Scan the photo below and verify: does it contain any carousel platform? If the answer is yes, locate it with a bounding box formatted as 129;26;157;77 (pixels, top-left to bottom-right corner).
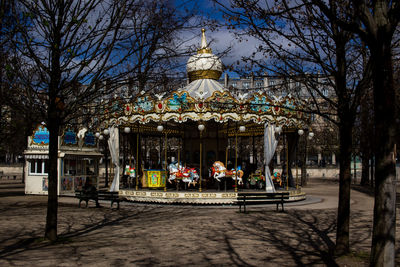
119;188;306;205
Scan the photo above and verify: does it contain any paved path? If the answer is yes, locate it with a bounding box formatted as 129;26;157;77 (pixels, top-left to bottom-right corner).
0;177;398;266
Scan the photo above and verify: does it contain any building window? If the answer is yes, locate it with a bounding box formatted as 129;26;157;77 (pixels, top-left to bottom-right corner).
269;80;276;86
231;82;237;88
243;82;250;89
29;159;48;175
256;82;263;88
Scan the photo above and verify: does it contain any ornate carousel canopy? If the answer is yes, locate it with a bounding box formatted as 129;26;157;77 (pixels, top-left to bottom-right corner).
102;29;308;129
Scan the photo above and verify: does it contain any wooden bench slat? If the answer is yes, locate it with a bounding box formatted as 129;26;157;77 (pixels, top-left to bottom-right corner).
75;190;120;209
236;192;289;213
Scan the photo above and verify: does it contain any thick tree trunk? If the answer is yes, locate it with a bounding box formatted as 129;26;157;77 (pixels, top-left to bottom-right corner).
45;8;62;241
370;39;397;267
334;30;354;255
45;112;59;242
335;119;353;255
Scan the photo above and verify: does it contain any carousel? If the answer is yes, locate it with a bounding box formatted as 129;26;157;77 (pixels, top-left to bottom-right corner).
96;29;309;204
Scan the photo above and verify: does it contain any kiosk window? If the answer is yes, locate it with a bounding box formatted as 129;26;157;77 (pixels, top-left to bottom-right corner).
29;159;48;175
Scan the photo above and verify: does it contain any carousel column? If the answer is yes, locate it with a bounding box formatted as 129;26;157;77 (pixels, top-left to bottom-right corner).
296;129;305;189
124;127;131;189
198;123;205;192
237;125;246;192
285;133;289;191
156;124;165;191
297;129;305;190
136;124;139;190
235;130;238;192
164;131;167;192
225;136;229;192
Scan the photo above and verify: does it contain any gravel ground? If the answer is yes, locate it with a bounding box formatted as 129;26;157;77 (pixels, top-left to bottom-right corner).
0;177;398;266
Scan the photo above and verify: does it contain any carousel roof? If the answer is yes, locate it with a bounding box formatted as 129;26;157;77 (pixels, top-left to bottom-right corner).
180;78;224;99
102;29;309;129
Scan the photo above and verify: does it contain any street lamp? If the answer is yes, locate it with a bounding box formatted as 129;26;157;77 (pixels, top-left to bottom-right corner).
300;129;314;186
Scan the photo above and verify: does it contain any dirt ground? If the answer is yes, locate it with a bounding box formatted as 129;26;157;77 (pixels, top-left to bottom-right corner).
0;177;399;267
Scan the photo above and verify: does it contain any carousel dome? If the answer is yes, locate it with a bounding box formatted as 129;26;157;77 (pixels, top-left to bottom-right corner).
187;29;223;82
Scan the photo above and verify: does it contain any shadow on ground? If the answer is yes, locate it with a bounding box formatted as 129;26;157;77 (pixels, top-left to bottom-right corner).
0;202;383;266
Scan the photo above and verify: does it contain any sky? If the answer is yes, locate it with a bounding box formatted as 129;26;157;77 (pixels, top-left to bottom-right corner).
175;0;265;77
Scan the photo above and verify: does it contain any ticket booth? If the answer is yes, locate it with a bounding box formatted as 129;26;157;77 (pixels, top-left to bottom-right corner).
24;125;102;195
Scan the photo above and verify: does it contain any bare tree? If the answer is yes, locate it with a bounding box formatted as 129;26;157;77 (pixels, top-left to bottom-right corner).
6;0;201;242
313;1;400;265
218;0;399;264
215;0;371;256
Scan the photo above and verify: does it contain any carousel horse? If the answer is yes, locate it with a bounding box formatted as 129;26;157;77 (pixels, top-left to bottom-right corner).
212;161;243;185
211;161;226;182
226;166;244;185
183;168;199;187
273;171;282;187
168;162;199;187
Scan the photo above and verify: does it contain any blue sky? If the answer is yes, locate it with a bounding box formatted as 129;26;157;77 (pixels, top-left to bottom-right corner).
174;0;264;77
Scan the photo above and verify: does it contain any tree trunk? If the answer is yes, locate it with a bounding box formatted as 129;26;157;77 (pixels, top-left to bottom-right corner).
334;28;354;255
335;119;353;255
45;113;59;242
370;38;397;267
45;7;63;241
287;132;299;187
301;135;307;186
360;152;369;186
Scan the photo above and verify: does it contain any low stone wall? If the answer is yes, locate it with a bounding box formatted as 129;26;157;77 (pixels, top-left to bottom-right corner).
273;167;339;178
0;164;23;175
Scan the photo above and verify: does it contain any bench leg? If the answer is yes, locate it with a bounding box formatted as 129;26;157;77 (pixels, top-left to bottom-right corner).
95;198;100;208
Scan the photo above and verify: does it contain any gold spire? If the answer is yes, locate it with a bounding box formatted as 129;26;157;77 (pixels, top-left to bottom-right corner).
197;28;212;54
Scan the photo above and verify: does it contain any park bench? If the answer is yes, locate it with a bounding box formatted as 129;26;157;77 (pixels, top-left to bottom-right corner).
236;192;290;213
75;189;120;209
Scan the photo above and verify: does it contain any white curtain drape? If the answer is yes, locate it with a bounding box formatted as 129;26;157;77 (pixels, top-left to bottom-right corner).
264;124;278;192
108;127;120;192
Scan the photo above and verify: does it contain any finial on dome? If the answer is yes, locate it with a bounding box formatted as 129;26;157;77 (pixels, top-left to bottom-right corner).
201;29;207;49
198;28;212;54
